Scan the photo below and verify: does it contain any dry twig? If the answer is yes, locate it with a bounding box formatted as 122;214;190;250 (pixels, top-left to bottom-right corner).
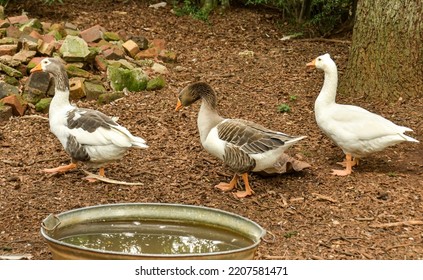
263;255;285;260
20;115;48;121
385;243;417;251
297;38;351;44
0;254;33;260
355;217;375;221
82;170;144;186
369;220;423;228
312;192;338;203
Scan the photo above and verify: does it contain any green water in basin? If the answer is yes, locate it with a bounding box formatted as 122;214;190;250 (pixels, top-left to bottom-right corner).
58;221;253;255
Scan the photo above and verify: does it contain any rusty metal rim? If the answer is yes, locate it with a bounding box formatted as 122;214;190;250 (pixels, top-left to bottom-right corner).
40;203;266;258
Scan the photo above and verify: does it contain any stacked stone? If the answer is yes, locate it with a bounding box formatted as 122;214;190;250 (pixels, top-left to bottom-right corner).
0;8;175;121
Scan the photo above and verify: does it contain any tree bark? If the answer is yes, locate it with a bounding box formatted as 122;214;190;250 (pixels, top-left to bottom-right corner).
299;0;312;23
201;0;217;16
339;0;423;100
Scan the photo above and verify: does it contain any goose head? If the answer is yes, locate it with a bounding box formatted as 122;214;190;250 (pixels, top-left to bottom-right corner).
30;58;69;91
31;58;66;75
306;53;336;72
175;82;217;111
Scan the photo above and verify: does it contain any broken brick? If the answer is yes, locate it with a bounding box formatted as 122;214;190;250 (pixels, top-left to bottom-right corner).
102;47;125;60
7;14;29;25
94;55;108;71
80;24;105;43
1;94;27;116
135;47;159;60
69;77;86;100
122;40;140;58
158;49;177;63
0;44;17;56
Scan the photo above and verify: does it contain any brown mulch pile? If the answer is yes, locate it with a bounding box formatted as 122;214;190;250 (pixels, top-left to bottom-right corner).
0;1;422;260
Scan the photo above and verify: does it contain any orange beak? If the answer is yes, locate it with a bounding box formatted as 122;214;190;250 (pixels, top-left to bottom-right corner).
306;59;316;67
30;63;43;73
175;99;183;111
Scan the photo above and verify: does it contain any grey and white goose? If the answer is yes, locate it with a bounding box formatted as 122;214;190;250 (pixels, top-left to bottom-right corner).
31;58;148;179
175;82;306;198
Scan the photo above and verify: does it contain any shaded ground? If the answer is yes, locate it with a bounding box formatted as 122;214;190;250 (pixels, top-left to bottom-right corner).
1;1;422;260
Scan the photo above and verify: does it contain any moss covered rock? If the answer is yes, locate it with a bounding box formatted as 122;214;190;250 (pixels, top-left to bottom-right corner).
59;35;90;62
103;32;121;41
35;97;52;113
97;91;125;104
107;66;148;92
65;64;92;79
146;75;165;91
84;81;106;100
0;62;23;78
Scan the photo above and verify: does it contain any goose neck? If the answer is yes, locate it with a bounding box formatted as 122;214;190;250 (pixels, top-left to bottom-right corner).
315;66;338;107
50;71;71;108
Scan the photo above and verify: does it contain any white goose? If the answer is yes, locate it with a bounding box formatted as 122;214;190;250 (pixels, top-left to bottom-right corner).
175;82;306;198
31;58;148;179
307;53;419;176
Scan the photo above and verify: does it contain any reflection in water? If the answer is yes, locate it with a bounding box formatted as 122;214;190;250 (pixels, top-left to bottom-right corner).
59;221;252;255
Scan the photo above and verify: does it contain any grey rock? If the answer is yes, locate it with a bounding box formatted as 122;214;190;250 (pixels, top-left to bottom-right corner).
0;81;19;99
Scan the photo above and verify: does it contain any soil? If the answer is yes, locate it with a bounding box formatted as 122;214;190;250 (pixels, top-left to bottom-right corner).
1;1;422;260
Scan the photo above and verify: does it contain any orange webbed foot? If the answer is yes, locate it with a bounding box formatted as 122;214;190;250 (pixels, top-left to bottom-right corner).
42;163;78;174
233;189;254;198
232;173;255;198
331;168;353;176
331;154;354;176
215;182;236;191
215;174;239;192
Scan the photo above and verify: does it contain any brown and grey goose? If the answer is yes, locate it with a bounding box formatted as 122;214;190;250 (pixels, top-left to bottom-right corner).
31;58;148;179
175;82;306;198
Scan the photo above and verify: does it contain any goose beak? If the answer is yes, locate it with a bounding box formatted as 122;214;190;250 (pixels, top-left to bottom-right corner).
30;63;43;73
175;99;183;111
306;59;316;67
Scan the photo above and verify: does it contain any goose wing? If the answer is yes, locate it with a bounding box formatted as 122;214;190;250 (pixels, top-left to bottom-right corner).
65;108;145;148
217;119;294;154
327;104;414;141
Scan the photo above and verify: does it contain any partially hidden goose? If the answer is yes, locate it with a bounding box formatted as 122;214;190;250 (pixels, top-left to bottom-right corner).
307;53;419;176
31;58;148;180
175;82;306;198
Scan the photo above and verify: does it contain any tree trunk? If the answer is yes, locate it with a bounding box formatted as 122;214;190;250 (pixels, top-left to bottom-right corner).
299;0;312;23
201;0;217;16
339;0;423;101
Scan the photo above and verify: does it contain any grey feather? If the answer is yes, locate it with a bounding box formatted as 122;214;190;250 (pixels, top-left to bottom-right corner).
217;119;295;155
223;144;256;174
65;135;90;162
67;109;117;133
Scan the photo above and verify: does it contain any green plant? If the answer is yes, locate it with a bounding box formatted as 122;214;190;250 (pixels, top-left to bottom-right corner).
244;0;355;36
277;103;291;113
277;94;298;113
0;0;62;7
289;94;297;101
387;172;397;177
173;0;210;22
284;231;298;238
307;0;353;35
